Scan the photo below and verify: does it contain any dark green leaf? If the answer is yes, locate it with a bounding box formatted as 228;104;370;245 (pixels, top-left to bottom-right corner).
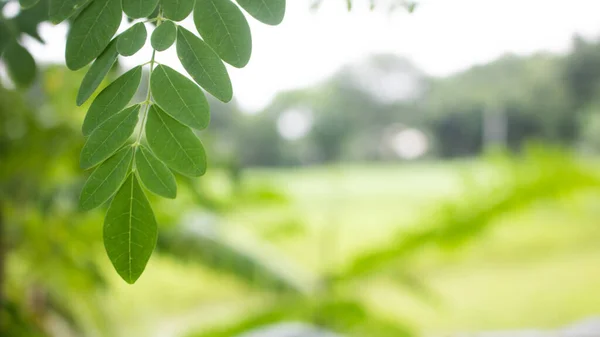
194;0;252;68
236;0;285;25
151;20;176;51
80;105;140;170
66;0;122;70
146;105;207;177
123;0;160;18
176;27;232;102
104;174;157;284
135;145;177;198
117;23;147;56
20;0;40;9
77;39;119;106
82;66;142;136
0;22;12;56
3;42;36;88
49;0;92;24
161;0;195;21
79;146;134;210
151;65;209;130
14;0;48;43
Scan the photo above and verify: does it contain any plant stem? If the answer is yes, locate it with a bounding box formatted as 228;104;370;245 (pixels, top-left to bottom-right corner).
133;13;163;148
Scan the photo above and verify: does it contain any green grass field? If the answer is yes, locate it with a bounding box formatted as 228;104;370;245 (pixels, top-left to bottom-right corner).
102;161;600;337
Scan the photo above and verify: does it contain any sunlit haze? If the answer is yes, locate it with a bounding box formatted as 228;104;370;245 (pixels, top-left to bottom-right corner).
21;0;600;112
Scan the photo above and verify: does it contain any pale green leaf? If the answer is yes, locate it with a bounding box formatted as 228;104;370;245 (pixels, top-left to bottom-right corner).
236;0;286;25
65;0;122;70
117;22;147;57
82;66;142;136
79;146;134;211
151;65;209;130
80;105;140;170
151;20;176;51
49;0;92;24
20;0;40;9
3;42;36;88
123;0;160;18
161;0;195;21
104;174;157;284
135;145;177;198
194;0;252;68
176;27;232;102
77;39;119;106
146;105;207;177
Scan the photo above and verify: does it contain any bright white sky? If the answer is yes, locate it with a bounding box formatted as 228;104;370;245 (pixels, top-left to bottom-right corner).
18;0;600;112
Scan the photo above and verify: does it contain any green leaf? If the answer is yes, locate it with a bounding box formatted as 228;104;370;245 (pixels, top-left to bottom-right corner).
176;27;232;102
146;105;207;177
20;0;40;9
79;146;134;211
14;1;48;43
236;0;286;25
194;0;252;68
49;0;92;24
135;145;177;198
104;174;157;284
123;0;160;18
80;105;140;170
151;65;210;130
3;42;36;88
66;0;122;70
77;39;119;106
0;22;12;56
117;22;148;57
151;20;176;51
161;0;195;21
82;66;142;136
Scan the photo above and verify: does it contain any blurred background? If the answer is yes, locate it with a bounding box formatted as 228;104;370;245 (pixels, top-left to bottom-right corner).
2;0;600;336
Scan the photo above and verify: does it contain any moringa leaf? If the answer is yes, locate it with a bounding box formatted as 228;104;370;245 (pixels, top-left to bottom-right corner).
79;146;134;211
77;39;119;106
82;66;142;136
161;0;195;21
49;0;92;24
80;105;140;170
104;174;158;284
135;145;177;198
151;64;210;130
117;22;147;56
3;42;36;88
65;0;122;70
176;27;232;102
236;0;286;25
20;0;40;9
146;105;207;177
151;20;176;51
194;0;252;68
123;0;160;18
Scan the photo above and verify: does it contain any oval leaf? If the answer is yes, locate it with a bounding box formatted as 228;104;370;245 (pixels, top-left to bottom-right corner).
135;146;177;198
123;0;159;18
146;105;207;177
79;146;134;211
3;42;36;88
151;65;209;130
117;22;147;57
236;0;285;25
65;0;122;70
83;66;142;136
49;0;92;24
77;39;119;106
194;0;252;68
176;27;232;102
161;0;195;21
104;174;157;284
80;105;140;170
151;20;176;51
